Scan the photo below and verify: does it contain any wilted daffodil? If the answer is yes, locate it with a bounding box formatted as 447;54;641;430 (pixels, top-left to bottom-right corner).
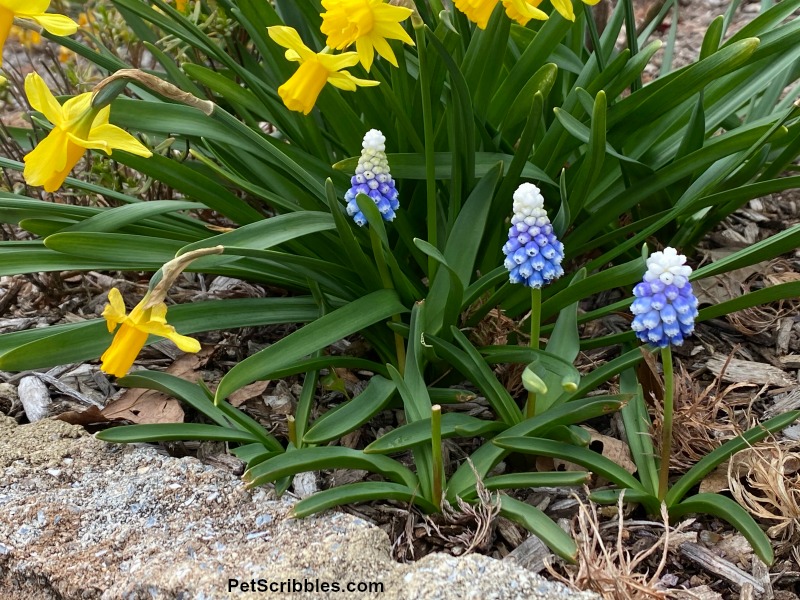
99;247;223;378
0;1;78;64
453;0;547;29
320;0;414;71
551;0;601;22
268;26;379;115
23;72;152;192
100;289;201;378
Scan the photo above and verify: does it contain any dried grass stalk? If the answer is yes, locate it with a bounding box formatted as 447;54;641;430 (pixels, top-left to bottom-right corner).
548;492;673;599
728;439;800;557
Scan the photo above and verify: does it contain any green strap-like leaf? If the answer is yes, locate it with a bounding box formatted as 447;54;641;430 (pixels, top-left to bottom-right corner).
446;395;625;501
215;290;407;402
364;413;505;454
244;446;418;490
670;494;774;565
290;482;438;518
498;494;578;562
303;376;396;445
96;423;259;444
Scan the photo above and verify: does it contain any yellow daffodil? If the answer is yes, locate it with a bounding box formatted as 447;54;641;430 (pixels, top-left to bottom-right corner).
320;0;414;71
100;288;200;378
454;0;547;29
0;0;77;64
551;0;600;22
452;0;497;29
23;72;152;192
502;0;548;25
268;26;379;115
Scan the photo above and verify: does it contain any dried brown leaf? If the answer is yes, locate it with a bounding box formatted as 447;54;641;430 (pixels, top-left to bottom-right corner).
228;380;269;407
101;347;213;424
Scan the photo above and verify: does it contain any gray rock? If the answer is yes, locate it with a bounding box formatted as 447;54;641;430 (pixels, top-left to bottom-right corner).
0;417;597;600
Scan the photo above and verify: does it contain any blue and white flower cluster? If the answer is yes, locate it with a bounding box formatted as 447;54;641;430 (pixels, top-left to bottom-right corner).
345;129;399;227
631;247;699;347
502;183;564;288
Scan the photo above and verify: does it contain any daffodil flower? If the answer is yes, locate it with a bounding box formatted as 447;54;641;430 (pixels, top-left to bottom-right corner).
100;288;201;378
453;0;548;29
502;0;548;26
551;0;601;22
268;26;379;115
321;0;414;71
0;1;77;64
23;72;152;192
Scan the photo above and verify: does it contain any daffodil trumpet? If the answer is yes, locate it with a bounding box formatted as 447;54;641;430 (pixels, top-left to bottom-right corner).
100;247;224;378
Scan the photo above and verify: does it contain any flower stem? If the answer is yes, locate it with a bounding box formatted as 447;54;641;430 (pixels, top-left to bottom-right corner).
431;404;443;507
658;346;674;501
287;415;297;447
583;4;606;72
415;24;437;282
369;226;406;374
530;286;541;351
525;391;537;419
622;0;641;91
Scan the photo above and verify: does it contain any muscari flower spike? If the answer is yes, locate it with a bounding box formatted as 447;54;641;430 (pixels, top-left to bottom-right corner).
630;247;699;348
502;182;564;288
345;129;399;226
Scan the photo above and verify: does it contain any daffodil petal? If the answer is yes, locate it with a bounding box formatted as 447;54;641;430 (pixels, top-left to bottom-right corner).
102;287;128;332
5;0;50;12
326;71;379;91
24;72;63;126
285;49;302;62
139;320;201;353
84;124;151;157
370;34;397;67
267;26;316;61
550;0;576;21
91;105;111;128
356;36;375;71
373;21;414;46
60;92;92;124
165;330;202;353
25;13;79;36
317;50;360;71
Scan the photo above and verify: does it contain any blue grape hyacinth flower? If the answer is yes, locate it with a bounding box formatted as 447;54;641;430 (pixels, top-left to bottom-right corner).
502;183;564;288
345;129;399;226
631;247;699;347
